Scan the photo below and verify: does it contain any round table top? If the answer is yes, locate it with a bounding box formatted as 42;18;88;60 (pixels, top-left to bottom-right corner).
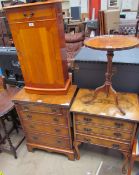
84;35;139;51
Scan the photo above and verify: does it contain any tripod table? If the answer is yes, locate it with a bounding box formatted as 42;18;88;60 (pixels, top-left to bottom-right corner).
84;35;139;114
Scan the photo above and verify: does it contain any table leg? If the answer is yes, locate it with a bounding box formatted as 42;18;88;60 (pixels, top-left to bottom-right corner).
93;50;125;115
1;117;17;159
122;152;130;174
74;141;81;160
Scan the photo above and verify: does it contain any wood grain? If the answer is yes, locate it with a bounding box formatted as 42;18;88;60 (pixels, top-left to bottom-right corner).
14;85;77;160
84;35;139;51
71;89;139;122
4;1;70;95
13;85;77;108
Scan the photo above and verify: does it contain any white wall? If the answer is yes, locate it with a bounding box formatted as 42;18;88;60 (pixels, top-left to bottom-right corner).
70;0;80;7
101;0;139;11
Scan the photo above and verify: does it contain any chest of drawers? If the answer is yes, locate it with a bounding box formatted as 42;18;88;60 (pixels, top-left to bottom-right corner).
13;85;77;160
70;89;139;173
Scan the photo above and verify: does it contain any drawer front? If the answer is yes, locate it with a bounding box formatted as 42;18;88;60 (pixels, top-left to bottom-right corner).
20;104;63;115
27;133;71;149
23;121;69;137
75;114;134;132
20;111;67;126
76;134;130;152
76;124;132;141
7;6;55;22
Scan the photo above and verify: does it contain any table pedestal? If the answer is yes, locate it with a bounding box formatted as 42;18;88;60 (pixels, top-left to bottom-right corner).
93;50;125;115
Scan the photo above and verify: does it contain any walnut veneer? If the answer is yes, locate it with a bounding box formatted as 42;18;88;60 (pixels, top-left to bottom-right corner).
4;0;70;95
70;89;139;173
13;85;77;160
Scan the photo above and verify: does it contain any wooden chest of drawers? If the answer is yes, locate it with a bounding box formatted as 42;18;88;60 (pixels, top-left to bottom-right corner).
70;89;139;172
13;85;77;160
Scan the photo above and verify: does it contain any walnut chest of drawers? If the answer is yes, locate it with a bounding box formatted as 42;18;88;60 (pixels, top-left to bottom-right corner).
13;85;77;160
70;89;139;172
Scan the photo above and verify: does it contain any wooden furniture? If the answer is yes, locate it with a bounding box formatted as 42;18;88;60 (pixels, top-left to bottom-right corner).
128;128;139;175
70;89;139;173
67;21;84;33
13;85;77;160
84;35;139;115
0;85;24;158
4;1;70;95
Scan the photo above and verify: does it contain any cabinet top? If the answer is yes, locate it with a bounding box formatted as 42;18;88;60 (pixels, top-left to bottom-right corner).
3;0;62;10
13;85;77;108
70;89;139;123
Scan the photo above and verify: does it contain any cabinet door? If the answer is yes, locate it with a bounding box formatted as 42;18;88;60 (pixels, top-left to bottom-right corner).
9;19;66;88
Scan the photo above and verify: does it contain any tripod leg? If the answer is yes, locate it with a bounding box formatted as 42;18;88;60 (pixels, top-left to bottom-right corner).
109;86;125;115
93;84;106;100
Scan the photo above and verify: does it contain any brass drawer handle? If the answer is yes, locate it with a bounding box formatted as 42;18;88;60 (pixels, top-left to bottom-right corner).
114;133;122;138
114;122;124;128
27;115;32;119
112;144;120;149
55;129;60;133
23;12;34;19
53;117;59;122
84;128;92;132
56;140;61;144
32;136;38;140
84;138;91;143
51;108;57;113
23;106;29;110
30;125;34;128
84;117;92;122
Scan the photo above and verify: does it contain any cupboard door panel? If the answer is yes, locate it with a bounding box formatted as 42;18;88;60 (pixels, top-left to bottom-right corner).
9;20;66;88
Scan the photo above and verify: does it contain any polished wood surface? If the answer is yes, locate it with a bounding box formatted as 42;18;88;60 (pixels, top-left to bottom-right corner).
76;124;133;142
76;134;130;152
20;111;67;126
13;85;77;107
75;114;134;131
14;85;77;160
71;89;139;122
84;35;139;51
4;1;70;95
84;35;139;115
71;88;138;173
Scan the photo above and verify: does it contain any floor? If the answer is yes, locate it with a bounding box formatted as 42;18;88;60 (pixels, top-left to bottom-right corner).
0;133;139;175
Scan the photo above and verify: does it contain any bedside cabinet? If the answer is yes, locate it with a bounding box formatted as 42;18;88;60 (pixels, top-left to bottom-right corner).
4;1;70;95
13;85;77;160
70;89;139;173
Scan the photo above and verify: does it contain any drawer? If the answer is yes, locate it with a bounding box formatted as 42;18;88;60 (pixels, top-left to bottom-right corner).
76;134;130;152
7;6;55;22
75;114;134;132
23;121;69;137
27;133;71;149
20;104;63;115
76;124;132;142
20;111;67;126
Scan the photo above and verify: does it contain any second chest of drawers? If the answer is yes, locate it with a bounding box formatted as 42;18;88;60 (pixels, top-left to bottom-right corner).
70;89;139;173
